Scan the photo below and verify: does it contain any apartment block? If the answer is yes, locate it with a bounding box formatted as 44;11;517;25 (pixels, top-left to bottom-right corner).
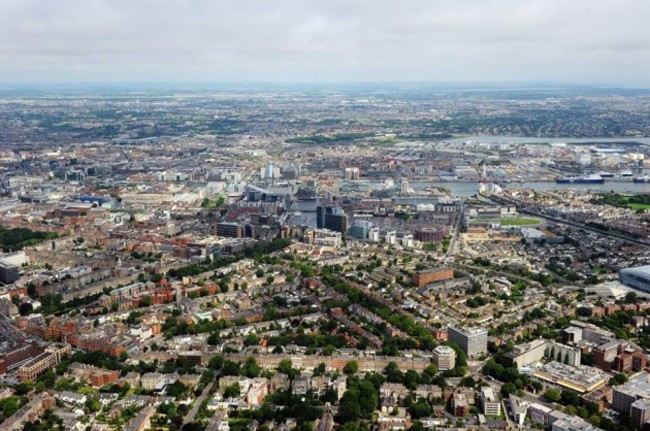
447;325;488;357
412;267;454;288
432;345;456;371
481;387;501;417
18;344;71;382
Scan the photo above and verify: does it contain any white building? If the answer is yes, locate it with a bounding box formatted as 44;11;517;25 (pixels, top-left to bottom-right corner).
344;167;360;180
505;339;581;368
0;251;28;267
401;234;414;248
432;345;456;371
550;410;604;431
481;387;501;417
447;325;488;357
369;227;380;242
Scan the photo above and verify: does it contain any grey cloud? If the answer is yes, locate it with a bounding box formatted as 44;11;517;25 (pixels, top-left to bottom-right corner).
0;0;648;85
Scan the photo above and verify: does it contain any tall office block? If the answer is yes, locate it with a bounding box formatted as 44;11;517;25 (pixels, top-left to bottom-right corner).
448;325;488;357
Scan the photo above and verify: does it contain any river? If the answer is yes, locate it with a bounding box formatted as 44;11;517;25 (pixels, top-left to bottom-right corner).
414;135;650;196
446;135;650;145
412;181;650;197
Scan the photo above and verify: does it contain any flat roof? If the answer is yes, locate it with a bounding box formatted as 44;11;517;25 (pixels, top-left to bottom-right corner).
448;325;488;336
616;371;650;397
533;361;607;393
621;265;650;276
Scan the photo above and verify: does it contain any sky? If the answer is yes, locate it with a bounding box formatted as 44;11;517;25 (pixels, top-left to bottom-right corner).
1;0;649;86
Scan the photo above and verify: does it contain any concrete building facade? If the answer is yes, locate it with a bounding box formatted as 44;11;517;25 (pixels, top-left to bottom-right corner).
447;325;488;357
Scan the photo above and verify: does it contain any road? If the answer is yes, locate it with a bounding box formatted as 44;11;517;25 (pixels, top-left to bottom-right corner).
183;381;214;425
485;193;650;248
444;210;463;263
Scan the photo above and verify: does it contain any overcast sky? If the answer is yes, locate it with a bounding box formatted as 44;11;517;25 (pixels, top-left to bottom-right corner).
1;0;649;86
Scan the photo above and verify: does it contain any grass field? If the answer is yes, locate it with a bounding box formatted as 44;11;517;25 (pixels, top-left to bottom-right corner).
591;193;650;211
497;217;541;226
627;203;650;210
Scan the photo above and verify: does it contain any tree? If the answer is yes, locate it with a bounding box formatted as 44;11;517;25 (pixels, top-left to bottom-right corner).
404;370;420;390
207;332;221;346
313;363;327;377
166;381;188;398
0;396;19;417
421;364;438;382
223;383;241;398
208;355;224;371
544;388;561;402
27;283;36;298
15;382;33;396
140;295;152;307
343;361;359;375
85;397;101;413
36;369;56;388
500;382;517;398
244;333;260;346
409;401;432;419
431;374;447;389
163;360;177;374
358;380;379;418
576;307;593;317
448;343;467;367
561;389;580;406
201;370;215;385
157;402;177;416
460;376;475;387
589;414;602;428
221;360;241;376
241;357;261;378
337;391;361;423
625;291;638;304
19;302;33;316
385;362;403;383
277;359;299;380
410;420;425;431
611;373;628;386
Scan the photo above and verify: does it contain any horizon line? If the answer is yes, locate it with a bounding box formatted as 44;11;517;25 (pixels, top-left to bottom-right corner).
1;80;650;90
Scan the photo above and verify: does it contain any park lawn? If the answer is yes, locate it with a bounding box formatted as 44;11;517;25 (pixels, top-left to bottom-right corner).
498;217;541;226
628;203;650;210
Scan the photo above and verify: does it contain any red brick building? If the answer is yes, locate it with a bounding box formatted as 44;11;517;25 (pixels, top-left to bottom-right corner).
412;267;454;288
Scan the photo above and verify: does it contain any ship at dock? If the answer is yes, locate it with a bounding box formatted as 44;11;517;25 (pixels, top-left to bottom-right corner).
633;176;650;183
555;174;605;184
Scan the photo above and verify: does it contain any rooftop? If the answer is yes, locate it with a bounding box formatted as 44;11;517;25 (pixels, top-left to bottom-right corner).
434;345;455;355
448;325;488;336
615;371;650;398
533;361;607;393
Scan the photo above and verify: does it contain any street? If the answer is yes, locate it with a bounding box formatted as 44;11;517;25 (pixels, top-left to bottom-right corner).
183;381;214;425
